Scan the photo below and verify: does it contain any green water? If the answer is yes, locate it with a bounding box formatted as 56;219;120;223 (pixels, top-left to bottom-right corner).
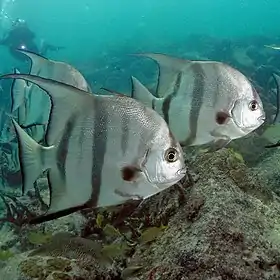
0;0;280;67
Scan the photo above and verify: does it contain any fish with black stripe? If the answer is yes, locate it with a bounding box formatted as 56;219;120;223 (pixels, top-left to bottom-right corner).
129;53;266;151
1;73;186;224
10;50;92;143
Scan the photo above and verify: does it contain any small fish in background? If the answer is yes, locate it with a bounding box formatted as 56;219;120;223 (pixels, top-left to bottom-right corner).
264;45;280;50
10;49;92;143
128;53;265;151
1;73;186;224
260;73;280;148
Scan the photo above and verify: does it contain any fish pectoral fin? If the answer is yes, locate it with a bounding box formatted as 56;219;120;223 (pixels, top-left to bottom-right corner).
134;53;189;98
12;119;55;194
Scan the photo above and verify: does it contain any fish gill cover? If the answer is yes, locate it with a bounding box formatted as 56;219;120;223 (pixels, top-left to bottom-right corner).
0;0;280;279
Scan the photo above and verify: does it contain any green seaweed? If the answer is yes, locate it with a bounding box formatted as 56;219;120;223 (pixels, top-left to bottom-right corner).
101;242;129;258
0;249;14;261
96;213;104;228
103;224;122;237
28;231;53;245
139;225;167;244
227;148;245;163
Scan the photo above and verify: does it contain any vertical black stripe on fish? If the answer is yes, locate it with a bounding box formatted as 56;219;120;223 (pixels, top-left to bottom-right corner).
181;63;205;146
161;72;182;124
87;99;108;208
77;114;89;167
56;113;77;182
152;99;156;110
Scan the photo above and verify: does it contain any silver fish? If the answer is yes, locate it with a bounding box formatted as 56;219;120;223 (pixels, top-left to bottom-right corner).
2;73;186;224
10;50;92;142
10;68;46;144
130;53;265;150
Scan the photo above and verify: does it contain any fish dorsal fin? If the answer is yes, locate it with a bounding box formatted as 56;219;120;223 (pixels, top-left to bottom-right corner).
1;74;93;146
17;49;50;76
100;87;126;96
11;68;31;113
18;49;91;92
131;76;158;109
135;53;190;98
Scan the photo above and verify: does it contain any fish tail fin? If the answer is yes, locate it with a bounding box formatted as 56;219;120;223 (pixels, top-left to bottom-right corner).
131;76;161;109
12;119;55;195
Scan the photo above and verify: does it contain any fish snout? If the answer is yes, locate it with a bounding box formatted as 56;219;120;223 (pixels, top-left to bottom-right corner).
176;167;187;176
258;115;266;122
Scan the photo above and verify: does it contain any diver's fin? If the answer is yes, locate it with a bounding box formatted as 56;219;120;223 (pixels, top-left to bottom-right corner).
11;119;54;195
1;74;92;146
133;53;190;98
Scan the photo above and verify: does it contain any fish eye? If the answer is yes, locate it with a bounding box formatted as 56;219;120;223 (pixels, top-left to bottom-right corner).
164;148;178;163
249;100;258;111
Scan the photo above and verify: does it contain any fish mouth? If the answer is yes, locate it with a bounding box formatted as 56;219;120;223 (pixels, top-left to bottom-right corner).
142;167;187;188
177;167;187;176
258;115;266;123
231;111;266;132
157;167;187;188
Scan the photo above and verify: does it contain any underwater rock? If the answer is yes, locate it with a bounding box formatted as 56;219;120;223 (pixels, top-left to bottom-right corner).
228;133;273;167
122;148;280;279
252;147;280;197
19;255;114;280
2;144;280;279
1;239;118;280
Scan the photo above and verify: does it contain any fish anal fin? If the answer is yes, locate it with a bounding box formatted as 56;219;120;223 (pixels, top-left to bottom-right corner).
12;119;53;194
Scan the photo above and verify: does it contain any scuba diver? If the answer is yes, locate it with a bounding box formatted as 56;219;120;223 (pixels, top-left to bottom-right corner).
0;18;63;61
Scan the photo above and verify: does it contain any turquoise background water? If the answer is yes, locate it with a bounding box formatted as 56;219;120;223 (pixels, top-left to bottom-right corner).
0;0;279;69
